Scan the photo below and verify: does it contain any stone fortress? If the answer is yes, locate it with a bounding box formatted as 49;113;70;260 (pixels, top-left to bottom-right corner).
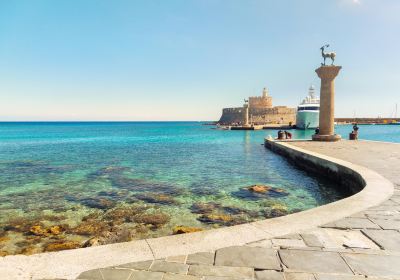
218;87;296;125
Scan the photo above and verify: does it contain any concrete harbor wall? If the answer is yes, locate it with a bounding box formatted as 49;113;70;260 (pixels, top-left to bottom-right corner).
264;139;364;194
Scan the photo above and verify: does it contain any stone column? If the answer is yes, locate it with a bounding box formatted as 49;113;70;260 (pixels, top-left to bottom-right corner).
312;65;342;142
243;104;249;126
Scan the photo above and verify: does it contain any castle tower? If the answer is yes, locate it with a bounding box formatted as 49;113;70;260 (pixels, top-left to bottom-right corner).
249;87;273;109
262;87;269;98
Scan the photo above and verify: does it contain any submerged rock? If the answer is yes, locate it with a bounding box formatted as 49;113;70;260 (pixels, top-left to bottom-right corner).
197;214;233;225
18;246;41;255
100;227;133;244
0;251;9;257
44;240;81;252
83;227;133;247
172;226;203;235
221;206;260;218
190;202;220;214
232;185;289;200
132;212;170;229
263;203;289;218
134;224;150;235
103;205;148;224
29;225;50;237
25;235;42;244
247;185;288;195
248;185;271;193
4;217;43;233
82;237;101;247
49;225;64;235
29;225;66;237
80;197;116;210
135;193;179;205
0;234;9;242
70;220;110;236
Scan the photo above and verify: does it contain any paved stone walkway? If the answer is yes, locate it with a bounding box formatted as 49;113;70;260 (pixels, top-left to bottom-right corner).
71;140;400;280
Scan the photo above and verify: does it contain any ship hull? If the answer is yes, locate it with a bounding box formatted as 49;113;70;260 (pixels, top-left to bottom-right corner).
296;111;319;129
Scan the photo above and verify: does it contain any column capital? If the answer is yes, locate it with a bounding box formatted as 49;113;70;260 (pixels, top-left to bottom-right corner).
315;65;342;80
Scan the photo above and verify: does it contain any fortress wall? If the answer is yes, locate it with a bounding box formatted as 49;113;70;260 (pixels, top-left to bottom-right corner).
219;106;296;125
218;107;244;124
249;107;296;124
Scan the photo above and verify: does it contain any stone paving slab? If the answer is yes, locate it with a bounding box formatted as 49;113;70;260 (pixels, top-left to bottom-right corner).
361;229;400;250
215;246;280;270
186;252;215;265
369;218;400;230
255;270;284;280
149;260;189;274
247;239;273;248
285;272;316;280
203;277;250;280
271;238;307;248
342;253;400;278
304;228;379;250
300;234;324;248
163;273;201;280
100;268;133;280
130;270;164;280
188;264;254;278
116;260;153;270
315;274;364;280
165;255;187;264
322;217;380;229
279;249;353;274
76;269;102;279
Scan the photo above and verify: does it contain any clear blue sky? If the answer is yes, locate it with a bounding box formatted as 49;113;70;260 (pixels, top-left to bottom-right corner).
0;0;399;121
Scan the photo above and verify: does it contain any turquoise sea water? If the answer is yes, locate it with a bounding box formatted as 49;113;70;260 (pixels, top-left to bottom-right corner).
1;122;396;255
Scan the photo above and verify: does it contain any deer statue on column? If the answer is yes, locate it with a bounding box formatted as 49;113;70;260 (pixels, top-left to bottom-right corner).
320;44;336;66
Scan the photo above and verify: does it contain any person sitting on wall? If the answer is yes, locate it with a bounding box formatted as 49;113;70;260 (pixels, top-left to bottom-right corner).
349;123;359;140
353;123;359;134
277;130;285;140
287;132;292;139
315;128;320;135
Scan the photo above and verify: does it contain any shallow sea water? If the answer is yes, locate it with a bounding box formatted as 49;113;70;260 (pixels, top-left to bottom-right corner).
2;122;391;255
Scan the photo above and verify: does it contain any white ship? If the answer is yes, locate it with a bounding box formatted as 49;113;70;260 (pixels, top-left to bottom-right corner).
296;85;320;129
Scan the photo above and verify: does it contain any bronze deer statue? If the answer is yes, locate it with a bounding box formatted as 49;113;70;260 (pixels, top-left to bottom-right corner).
320;44;336;65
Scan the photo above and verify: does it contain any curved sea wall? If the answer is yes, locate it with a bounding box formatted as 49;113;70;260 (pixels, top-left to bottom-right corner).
264;139;364;194
0;140;393;280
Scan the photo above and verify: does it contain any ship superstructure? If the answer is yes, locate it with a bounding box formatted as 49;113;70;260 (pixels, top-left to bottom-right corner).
296;85;320;129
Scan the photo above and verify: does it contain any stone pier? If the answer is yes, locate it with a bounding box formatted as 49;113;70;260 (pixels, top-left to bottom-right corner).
312;65;342;142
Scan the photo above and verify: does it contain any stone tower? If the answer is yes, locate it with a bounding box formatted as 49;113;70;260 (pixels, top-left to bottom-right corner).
249;87;273;109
